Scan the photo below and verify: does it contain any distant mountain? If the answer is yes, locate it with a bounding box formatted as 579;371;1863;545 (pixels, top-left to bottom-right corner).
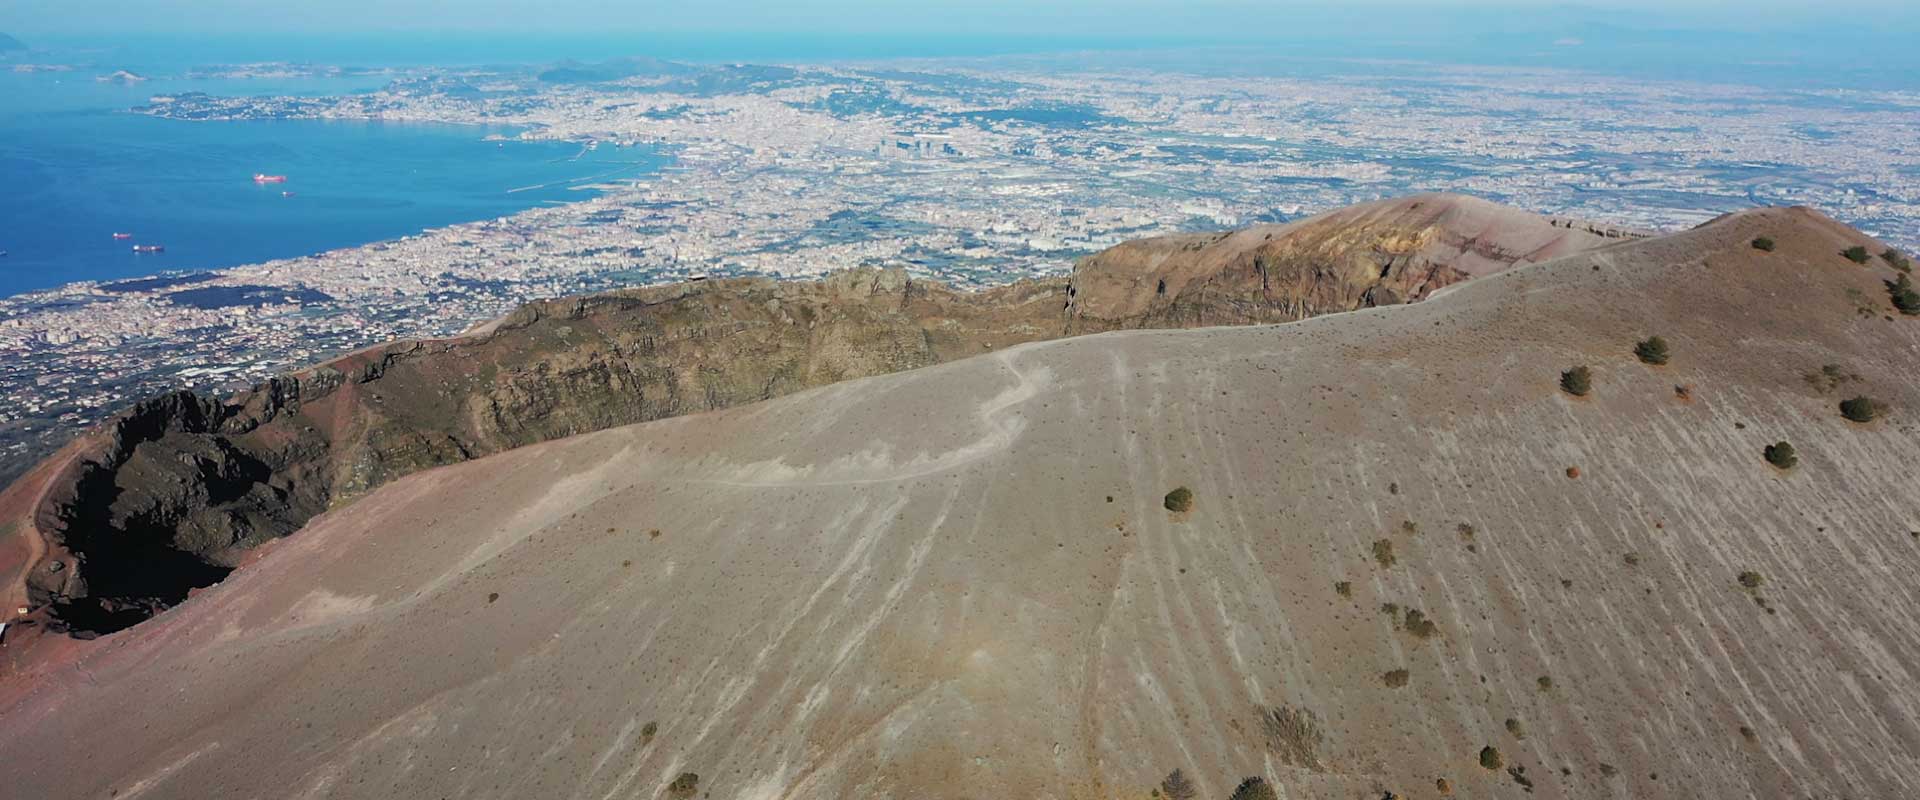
0;32;26;52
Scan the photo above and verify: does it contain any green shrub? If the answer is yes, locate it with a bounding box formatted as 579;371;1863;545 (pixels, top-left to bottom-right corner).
1738;570;1764;589
1560;365;1593;397
1480;746;1505;770
1160;769;1197;800
1634;336;1671;365
1886;248;1912;272
1843;246;1871;264
666;772;700;799
1506;717;1527;739
1840;396;1883;423
1764;441;1797;470
1751;237;1775;252
1163;486;1194;513
1372;539;1397;568
1383;668;1411;688
1890;274;1920;315
1403;608;1438;638
1229;777;1279;800
1334;581;1352;598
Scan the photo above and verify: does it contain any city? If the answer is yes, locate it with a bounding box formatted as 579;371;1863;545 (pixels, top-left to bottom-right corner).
1;54;1915;480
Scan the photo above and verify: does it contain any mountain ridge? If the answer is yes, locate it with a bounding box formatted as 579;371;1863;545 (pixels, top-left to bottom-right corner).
0;201;1913;798
0;194;1616;639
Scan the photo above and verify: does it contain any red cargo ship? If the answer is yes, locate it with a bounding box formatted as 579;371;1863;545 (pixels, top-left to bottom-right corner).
253;173;288;183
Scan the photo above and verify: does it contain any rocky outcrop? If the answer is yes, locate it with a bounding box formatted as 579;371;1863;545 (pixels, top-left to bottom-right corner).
0;194;1621;637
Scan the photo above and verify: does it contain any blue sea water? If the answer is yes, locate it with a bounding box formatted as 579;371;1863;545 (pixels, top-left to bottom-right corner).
0;69;666;298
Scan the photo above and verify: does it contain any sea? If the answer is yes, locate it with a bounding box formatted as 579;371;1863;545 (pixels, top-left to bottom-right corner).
0;57;667;298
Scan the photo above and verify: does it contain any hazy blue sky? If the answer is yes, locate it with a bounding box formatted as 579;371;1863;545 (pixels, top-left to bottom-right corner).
4;0;1915;36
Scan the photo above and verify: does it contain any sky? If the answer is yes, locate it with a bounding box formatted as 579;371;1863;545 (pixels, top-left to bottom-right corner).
3;0;1915;37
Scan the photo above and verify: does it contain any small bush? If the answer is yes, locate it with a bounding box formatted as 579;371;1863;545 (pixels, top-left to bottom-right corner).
1229;777;1279;800
1886;248;1912;272
666;773;700;800
1506;717;1527;739
1401;519;1419;535
1164;486;1194;513
1537;676;1554;691
1843;245;1871;264
1160;769;1197;800
1260;705;1325;769
1764;441;1797;470
1890;274;1920;315
641;721;658;742
1751;237;1775;252
1372;539;1397;568
1383;668;1411;688
1839;396;1883;423
1403;608;1438;638
1560;366;1592;397
1479;746;1505;770
1334;581;1352;598
1805;363;1859;393
1634;336;1671;365
1738;571;1764;589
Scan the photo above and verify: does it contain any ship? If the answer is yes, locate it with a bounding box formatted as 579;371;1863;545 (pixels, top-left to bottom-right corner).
112;232;133;240
132;244;165;253
253;173;288;183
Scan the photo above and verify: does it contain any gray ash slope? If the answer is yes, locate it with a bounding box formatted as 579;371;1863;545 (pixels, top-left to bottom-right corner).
1;204;1917;799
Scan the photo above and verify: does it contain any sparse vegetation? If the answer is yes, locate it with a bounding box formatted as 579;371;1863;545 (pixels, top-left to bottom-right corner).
1159;769;1197;800
641;721;658;743
1560;365;1593;397
1506;717;1527;739
1479;746;1505;770
1537;676;1554;691
666;772;700;799
1839;396;1883;423
1890;274;1920;315
1229;777;1279;800
1634;336;1670;365
1403;608;1438;639
1334;581;1353;598
1383;669;1411;688
1804;363;1859;394
1739;571;1764;589
1751;236;1775;252
1764;441;1797;470
1260;705;1325;770
1843;245;1871;264
1372;539;1397;568
1886;248;1913;272
1436;778;1453;795
1164;486;1194;513
1401;519;1419;535
487;592;499;604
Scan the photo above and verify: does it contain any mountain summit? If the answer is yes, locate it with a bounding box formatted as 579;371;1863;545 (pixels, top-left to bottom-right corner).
0;198;1914;799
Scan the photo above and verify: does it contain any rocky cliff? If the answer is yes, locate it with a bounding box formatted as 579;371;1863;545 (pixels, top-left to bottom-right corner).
0;194;1620;638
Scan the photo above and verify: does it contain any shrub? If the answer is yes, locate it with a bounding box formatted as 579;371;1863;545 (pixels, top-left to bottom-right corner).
1560;366;1592;397
1372;539;1397;568
1229;777;1278;800
1260;705;1325;769
1160;769;1198;800
1634;336;1670;365
641;721;658;742
1886;248;1912;272
1804;363;1859;393
1890;274;1920;315
1383;668;1411;688
1751;237;1775;252
1403;608;1438;638
1506;718;1527;739
1163;486;1194;513
1764;441;1797;469
1738;570;1764;589
666;773;700;799
1479;746;1504;770
1537;675;1554;691
1843;245;1871;264
1839;396;1882;423
1334;581;1352;598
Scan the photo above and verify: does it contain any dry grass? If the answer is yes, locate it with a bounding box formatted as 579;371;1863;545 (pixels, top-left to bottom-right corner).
1372;539;1397;568
1259;704;1325;770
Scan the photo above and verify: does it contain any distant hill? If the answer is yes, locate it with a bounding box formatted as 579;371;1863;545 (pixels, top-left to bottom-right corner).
0;33;26;52
0;198;1915;798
